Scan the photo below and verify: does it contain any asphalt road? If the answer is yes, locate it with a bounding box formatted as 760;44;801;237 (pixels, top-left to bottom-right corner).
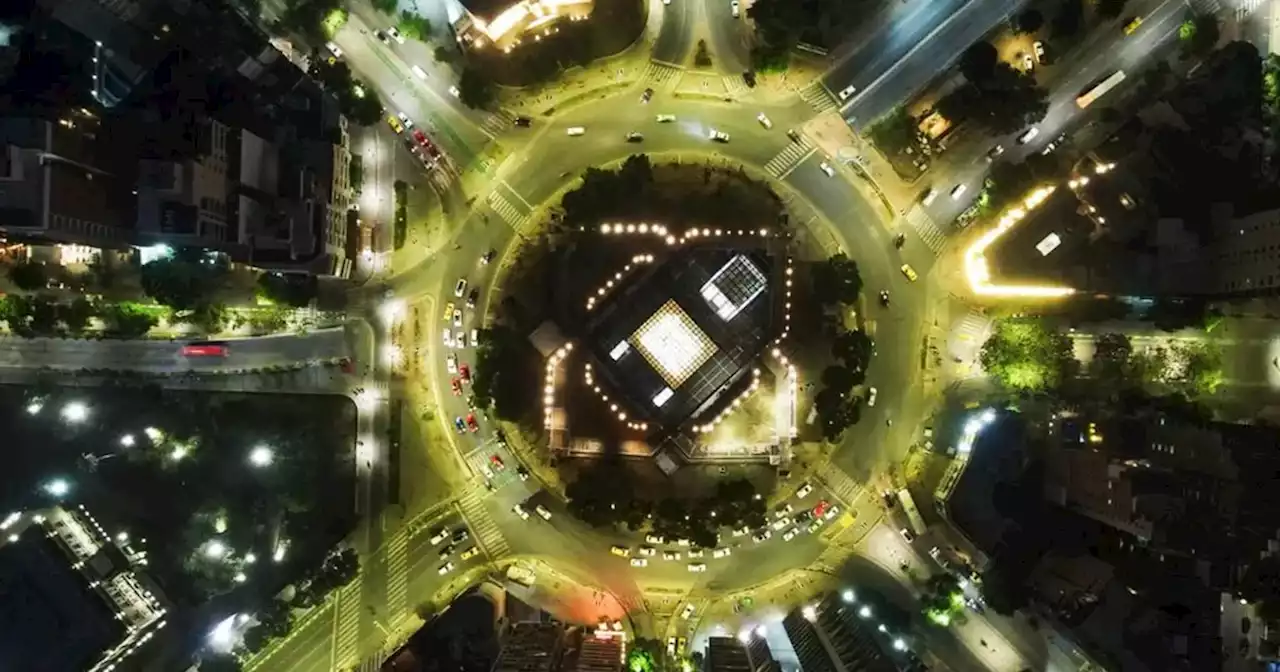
0;329;348;373
704;0;750;73
653;0;695;64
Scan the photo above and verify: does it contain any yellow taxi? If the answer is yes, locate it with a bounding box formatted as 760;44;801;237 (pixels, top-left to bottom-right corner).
460;546;480;560
610;545;630;557
1122;16;1142;35
900;264;918;282
387;114;404;134
443;302;455;321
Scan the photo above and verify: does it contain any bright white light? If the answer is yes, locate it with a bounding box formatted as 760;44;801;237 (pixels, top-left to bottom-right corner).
144;427;163;442
61;402;89;424
233;571;247;583
248;446;274;467
632;301;717;387
858;605;872;618
7;533;16;543
137;243;174;265
378;299;405;324
754;625;766;638
801;605;817;622
25;402;42;415
273;541;287;563
205;539;228;559
736;629;751;644
44;478;70;497
207;615;239;653
841;589;855;603
244;553;257;564
893;638;906;651
119;434;136;447
116;532;128;542
1;512;20;529
355;389;378;410
171;445;188;461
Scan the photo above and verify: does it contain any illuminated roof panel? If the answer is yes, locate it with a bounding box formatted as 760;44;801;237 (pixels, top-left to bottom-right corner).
630;300;717;388
700;254;766;321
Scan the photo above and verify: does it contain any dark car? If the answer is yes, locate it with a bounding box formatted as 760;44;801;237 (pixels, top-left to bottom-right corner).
453;416;466;433
467;288;478;308
514;116;532;127
453;527;470;543
375;30;389;44
742;70;756;88
641;87;654;103
786;129;801;143
626;132;644;143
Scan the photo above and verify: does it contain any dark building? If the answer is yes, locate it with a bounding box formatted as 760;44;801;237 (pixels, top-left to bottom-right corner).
780;593;924;672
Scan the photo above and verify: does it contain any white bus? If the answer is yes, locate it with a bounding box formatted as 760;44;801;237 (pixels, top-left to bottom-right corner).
898;488;927;537
1076;71;1126;109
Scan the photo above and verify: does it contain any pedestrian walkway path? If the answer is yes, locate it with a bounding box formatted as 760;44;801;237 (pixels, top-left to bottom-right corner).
485;190;533;236
722;75;748;96
332;579;364;670
457;489;511;559
384;531;409;621
644;61;684;86
479;110;514;137
904;205;947;254
800;81;837;114
763;138;817;179
815;466;862;508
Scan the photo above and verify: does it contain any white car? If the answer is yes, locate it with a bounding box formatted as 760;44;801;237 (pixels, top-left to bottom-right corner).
675;538;691;547
639;546;656;557
688;563;707;572
667;637;677;654
819;162;835;177
730;0;739;17
900;528;916;542
512;504;530;520
397;112;414;129
325;41;343;59
567;127;586;136
454;278;467;297
662;550;682;561
731;526;750;537
630;558;649;568
796;482;814;499
752;530;772;543
645;534;665;544
709;129;730;143
756;112;772;129
867;387;878;407
685;549;703;559
838;85;857;100
442;328;453;347
950;184;968;200
438;561;455;575
449;85;460;98
824;505;840;520
782;528;798;541
712;548;731;559
456;331;467;349
452;310;463;327
471;328;479;345
771;518;791;531
429;528;449;545
921;187;939;206
1020;52;1034;72
446;354;458;374
412;65;428;80
535;505;552;521
656;114;676;123
1017;127;1040;144
807;519;826;533
480;464;494;479
387;26;405;43
1033;40;1045;63
681;603;697;619
774;504;793;519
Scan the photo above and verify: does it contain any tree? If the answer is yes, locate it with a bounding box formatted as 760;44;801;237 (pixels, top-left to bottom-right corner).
867;107;918;156
473;325;537;420
457;67;496;109
433;45;456;64
1013;9;1044;34
810;254;862;306
981;561;1031;615
257;273;317;308
100;303;158;338
820;365;860;394
1097;0;1128;19
140;251;228;311
397;10;431;41
346;88;384;126
618;154;655;189
831;329;874;372
922;573;964;623
1177;342;1223;397
1051;0;1084;39
62;297;95;335
814;386;860;441
8;260;50;291
750;42;789;73
276;0;343;45
1179;11;1220;58
694;40;712;68
938;66;1049;135
627;646;657;672
979;318;1076;392
959;42;999;84
1090;332;1132;384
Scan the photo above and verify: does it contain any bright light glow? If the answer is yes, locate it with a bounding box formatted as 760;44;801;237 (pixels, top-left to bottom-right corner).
754;625;767;638
171;445;188;461
963;185;1076;299
700;254;766;321
652;387;674;408
858;605;872;618
207;615;239;652
119;434;136;447
355;389;378;410
7;533;17;543
144;427;163;442
205;539;228;559
841;589;855;603
137;243;174;265
631;301;717;387
801;605;817;622
610;341;631;361
736;629;751;644
1;512;20;529
44;478;70;497
61;401;89;423
1035;233;1062;256
379;299;405;324
25;402;42;415
248;445;274;467
893;638;906;651
273;541;287;563
233;571;247;583
245;553;257;564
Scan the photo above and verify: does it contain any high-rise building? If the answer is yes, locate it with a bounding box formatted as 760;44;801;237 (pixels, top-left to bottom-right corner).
780;593;924;672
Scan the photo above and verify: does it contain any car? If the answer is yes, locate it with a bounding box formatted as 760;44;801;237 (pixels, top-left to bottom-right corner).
464;288;478;308
454;278;467;298
808;519;825;533
443;302;455;321
866;386;879;406
712;547;731;559
397;112;414;129
879;290;890;306
771;517;791;531
465;414;479;432
512;503;531;519
782;528;798;541
756;112;772;129
375;30;389;44
786;129;801;143
1032;40;1045;62
900;528;915;542
1042;133;1066;154
1017;127;1040;144
638;546;656;557
453;310;463;327
641;87;654;103
838;85;857;100
630;558;649;568
883;490;898;508
688;562;708;572
514;116;532;127
610;545;630;557
460;546;480;560
480;463;493;479
455;330;466;348
438;561;455;575
326;41;343;58
709;129;730;143
625;132;644;143
412;65;428;80
675;538;691;547
453;528;469;543
731;525;751;537
449;86;460;98
387;114;404;134
730;0;739;17
567;127;586;136
443;328;454;347
656;114;676;123
411;129;429;148
387;26;405;43
824;505;840;520
949;184;967;200
681;603;697;619
819;162;835;177
451;378;463;396
481;250;496;264
774;504;793;519
1123;16;1142;35
453;416;466;433
446;355;458;374
752;530;772;543
439;544;455;559
667;637;677;655
686;548;704;558
985;145;1005;162
517;466;530;481
490;455;505;470
429;527;449;545
645;534;665;544
794;510;813;523
921;187;939;206
459;363;472;382
663;550;682;561
901;264;918;281
796;482;814;498
1020;53;1034;72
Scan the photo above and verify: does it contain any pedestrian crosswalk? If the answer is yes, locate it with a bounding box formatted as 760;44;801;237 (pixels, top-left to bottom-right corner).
952;311;992;346
763;138;817;179
644;61;683;86
332;580;364;670
486;191;533;235
479;110;514;138
904;205;947;254
722;75;747;96
800;81;837;114
384;531;409;620
458;489;511;559
816;466;862;508
1235;0;1260;19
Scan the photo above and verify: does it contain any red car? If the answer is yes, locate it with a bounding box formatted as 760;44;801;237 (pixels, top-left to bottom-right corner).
450;378;462;396
459;363;471;383
813;500;830;518
412;129;429;147
489;454;505;470
465;414;480;433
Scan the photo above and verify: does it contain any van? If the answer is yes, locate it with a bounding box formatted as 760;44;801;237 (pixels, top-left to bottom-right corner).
921;187;938;206
1017;127;1040;144
567;127;586;136
411;65;428;81
950;184;967;200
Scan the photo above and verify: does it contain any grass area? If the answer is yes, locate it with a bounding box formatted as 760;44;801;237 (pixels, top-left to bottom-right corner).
468;0;643;86
394;180;408;250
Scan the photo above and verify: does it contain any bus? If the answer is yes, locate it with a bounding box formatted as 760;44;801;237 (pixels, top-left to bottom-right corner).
898;488;928;537
1076;71;1126;109
181;341;229;357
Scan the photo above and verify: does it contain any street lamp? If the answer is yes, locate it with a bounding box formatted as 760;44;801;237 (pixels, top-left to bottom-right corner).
25;401;42;415
378;299;405;324
120;434;136;447
841;589;855;603
43;478;71;498
248;445;274;468
61;401;89;424
204;539;228;559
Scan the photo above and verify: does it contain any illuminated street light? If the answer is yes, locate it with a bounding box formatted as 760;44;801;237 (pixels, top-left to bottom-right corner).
61;401;90;424
25;401;42;415
43;478;71;498
119;434;136;447
144;427;163;442
801;604;817;622
171;445;188;461
893;638;906;651
204;539;228;559
841;589;855;603
248;445;274;468
378;299;405;324
858;605;872;619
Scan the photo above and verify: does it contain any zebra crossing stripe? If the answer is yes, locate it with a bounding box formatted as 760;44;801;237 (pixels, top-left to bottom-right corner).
486;192;531;233
332;581;363;668
385;532;408;618
817;468;862;508
458;492;511;559
763;141;815;178
906;207;946;254
801;82;837;113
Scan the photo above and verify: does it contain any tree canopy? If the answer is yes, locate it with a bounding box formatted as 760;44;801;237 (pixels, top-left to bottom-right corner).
811;253;862;306
979;318;1076;392
457;67;496;110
